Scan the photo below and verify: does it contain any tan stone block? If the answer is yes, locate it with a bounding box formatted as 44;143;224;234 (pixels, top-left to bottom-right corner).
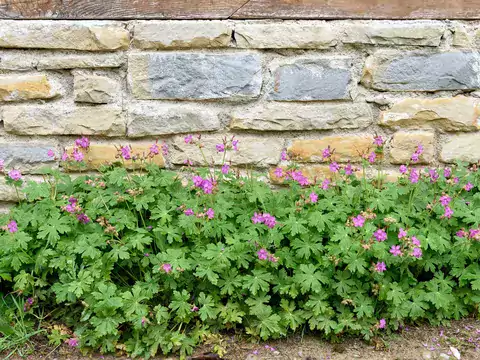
133;21;232;49
0;74;59;102
74;75;118;104
64;144;165;171
0;21;129;51
230;103;372;131
380;97;480;131
37;53;124;70
3;106;125;136
389;131;435;164
288;135;373;162
440;134;480;163
451;23;472;47
235;22;336;49
170;135;283;167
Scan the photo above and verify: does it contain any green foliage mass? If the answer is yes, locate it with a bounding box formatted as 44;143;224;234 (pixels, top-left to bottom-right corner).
1;147;480;358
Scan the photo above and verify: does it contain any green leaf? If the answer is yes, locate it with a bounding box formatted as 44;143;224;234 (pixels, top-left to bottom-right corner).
243;269;273;296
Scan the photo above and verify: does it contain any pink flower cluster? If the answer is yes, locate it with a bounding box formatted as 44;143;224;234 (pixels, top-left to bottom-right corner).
8;169;22;181
439;194;454;219
373;229;387;242
257;248;278;262
457;228;480;241
251;212;276;229
285;169;310;186
62;196;90;224
411;144;424;162
375;261;387;273
183;207;214;219
6;220;18;233
192;175;216;194
352;215;365;228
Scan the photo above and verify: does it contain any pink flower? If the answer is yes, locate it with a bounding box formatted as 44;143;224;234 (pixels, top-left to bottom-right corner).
8;169;22;181
322;147;331;159
443;206;454;219
206;208;214;219
464;182;474;191
7;220;17;233
0;159;4;171
193;175;203;187
161;143;168;156
309;192;318;203
216;144;225;153
61;152;69;161
399;165;408;174
444;167;451;178
232;139;239;151
456;230;466;238
375;262;387;273
412;247;422;258
76;213;90;224
184;135;193;144
262;213;276;229
440;195;451;206
345;163;353;175
368;152;376;164
469;229;480;240
374;229;387;242
321;179;330;190
411;236;421;247
429;169;439;183
201;179;214;194
184;208;194;216
274;167;283;178
411;153;419;162
257;248;268;260
162;263;172;273
352;215;365;228
221;163;230;175
72;148;84;162
184;159;193;166
398;228;407;239
390;245;402;256
373;136;384;147
280;150;288;161
191;305;199;312
289;170;309;186
453;177;459;184
251;212;264;224
67;338;79;347
379;319;386;329
409;168;419;184
75;137;90;149
47;149;55;158
120;146;131;160
329;162;340;173
150;143;159;155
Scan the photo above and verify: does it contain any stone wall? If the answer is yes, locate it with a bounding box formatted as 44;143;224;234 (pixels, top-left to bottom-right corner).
1;19;480;203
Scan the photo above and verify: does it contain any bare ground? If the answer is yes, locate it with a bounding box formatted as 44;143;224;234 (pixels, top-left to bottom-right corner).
5;318;480;360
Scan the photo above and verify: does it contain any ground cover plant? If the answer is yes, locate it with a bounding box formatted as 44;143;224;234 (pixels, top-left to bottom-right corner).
0;135;479;358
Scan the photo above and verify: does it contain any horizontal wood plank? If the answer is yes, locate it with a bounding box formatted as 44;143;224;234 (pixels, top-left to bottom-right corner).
1;0;480;19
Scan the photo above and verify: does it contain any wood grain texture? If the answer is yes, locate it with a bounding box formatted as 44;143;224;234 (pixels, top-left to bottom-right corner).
232;0;480;19
1;0;480;19
0;0;247;19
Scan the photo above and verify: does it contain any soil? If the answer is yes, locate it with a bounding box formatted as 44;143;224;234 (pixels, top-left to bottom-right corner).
4;318;480;360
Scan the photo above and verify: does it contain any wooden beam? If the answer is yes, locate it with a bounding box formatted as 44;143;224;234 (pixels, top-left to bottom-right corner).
0;0;247;19
232;0;480;19
1;0;480;19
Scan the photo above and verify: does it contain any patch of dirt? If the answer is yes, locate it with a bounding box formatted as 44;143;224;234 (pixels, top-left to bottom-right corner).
5;319;480;360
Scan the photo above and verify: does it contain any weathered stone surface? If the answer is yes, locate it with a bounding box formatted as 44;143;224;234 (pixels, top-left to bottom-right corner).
127;104;222;137
267;58;351;101
0;74;59;102
230;103;372;131
441;134;480;163
341;21;444;46
133;21;232;49
3;106;125;136
380;97;480;131
0;53;37;70
288;135;373;162
362;51;480;91
451;23;471;47
128;53;262;100
74;75;118;104
0;142;56;173
37;53;124;70
170;135;283;166
0;21;129;51
389;131;435;164
64;144;165;170
235;22;336;48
